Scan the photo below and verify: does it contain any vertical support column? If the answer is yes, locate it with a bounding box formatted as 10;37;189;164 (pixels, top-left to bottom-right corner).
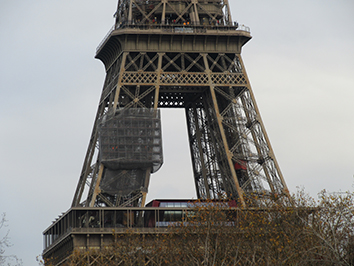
128;0;133;24
192;0;200;25
86;234;90;263
224;0;232;25
203;54;245;206
161;0;167;25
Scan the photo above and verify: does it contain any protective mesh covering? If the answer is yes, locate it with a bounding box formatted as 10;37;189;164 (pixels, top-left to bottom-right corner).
98;108;163;173
100;169;145;195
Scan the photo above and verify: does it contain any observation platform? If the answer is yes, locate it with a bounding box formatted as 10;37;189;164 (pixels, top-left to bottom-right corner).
97;23;251;50
43;203;315;265
95;23;252;66
42;205;205;264
43;199;237;264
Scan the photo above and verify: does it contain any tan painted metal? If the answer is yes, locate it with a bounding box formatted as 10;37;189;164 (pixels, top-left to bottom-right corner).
49;3;295;265
71;0;290;209
89;164;104;207
204;53;245;207
238;56;290;198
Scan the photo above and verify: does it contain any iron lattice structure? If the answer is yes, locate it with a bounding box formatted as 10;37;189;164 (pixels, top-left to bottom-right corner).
71;0;289;208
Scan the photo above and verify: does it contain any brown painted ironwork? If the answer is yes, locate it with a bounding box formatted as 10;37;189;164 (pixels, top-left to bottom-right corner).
70;0;289;210
43;3;293;264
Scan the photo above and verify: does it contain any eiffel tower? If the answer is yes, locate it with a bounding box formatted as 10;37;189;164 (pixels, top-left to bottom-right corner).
71;0;289;209
43;1;290;263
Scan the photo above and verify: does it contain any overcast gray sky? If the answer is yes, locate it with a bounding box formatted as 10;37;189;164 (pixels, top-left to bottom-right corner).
0;0;353;265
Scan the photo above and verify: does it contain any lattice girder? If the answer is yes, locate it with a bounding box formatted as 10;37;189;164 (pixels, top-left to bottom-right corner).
45;2;294;265
213;86;285;195
72;49;289;208
72;2;289;208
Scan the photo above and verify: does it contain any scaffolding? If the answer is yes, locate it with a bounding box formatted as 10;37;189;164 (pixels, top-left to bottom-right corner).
98;108;163;172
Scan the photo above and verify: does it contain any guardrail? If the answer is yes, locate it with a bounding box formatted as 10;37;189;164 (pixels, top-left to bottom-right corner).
237;24;251;32
43;205;315;252
96;25;115;52
43;206;236;250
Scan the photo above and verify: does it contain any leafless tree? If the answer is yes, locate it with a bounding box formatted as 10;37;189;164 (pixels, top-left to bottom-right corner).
47;190;354;266
0;213;22;266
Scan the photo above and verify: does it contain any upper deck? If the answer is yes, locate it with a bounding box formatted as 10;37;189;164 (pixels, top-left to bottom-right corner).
97;22;251;53
95;0;251;66
95;22;251;69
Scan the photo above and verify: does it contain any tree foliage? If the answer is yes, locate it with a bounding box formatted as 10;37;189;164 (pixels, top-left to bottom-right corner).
0;213;22;266
44;190;354;266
